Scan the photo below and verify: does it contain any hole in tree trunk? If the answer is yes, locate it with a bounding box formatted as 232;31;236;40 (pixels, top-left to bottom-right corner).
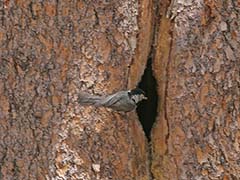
137;58;158;141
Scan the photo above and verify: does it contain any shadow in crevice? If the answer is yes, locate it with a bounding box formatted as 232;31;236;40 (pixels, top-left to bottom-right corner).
136;58;158;141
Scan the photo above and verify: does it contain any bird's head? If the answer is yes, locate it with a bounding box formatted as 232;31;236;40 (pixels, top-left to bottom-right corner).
128;88;147;104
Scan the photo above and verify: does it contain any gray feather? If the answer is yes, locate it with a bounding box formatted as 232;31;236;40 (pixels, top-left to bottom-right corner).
78;90;139;112
78;92;103;106
97;91;136;112
96;91;126;107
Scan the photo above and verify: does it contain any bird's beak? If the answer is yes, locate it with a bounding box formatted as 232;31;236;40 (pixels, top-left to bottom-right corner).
143;96;148;100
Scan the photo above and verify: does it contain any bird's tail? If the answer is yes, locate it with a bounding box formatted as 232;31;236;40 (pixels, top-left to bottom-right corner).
78;92;103;106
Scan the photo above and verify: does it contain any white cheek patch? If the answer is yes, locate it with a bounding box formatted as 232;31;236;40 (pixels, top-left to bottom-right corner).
131;94;147;104
132;95;141;103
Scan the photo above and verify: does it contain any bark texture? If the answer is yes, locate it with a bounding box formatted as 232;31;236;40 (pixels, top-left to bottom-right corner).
151;0;240;179
0;0;152;179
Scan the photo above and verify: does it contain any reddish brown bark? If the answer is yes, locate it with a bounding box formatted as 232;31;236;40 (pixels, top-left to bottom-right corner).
0;0;152;179
151;0;240;179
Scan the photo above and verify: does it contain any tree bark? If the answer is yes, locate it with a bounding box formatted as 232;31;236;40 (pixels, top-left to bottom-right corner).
0;0;152;179
151;0;240;179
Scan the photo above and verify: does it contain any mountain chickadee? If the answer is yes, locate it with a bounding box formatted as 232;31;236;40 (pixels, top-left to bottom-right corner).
78;88;147;112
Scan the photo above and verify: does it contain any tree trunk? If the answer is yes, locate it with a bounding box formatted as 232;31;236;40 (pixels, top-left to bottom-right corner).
151;0;240;179
0;0;152;179
0;0;239;180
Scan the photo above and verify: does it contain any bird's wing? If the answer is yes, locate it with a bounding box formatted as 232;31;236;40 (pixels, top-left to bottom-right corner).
97;91;127;107
78;92;103;106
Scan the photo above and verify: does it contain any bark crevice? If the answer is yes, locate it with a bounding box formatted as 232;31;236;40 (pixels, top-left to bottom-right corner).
137;57;158;141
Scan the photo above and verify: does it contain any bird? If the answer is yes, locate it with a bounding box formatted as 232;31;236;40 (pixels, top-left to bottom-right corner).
78;88;147;112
